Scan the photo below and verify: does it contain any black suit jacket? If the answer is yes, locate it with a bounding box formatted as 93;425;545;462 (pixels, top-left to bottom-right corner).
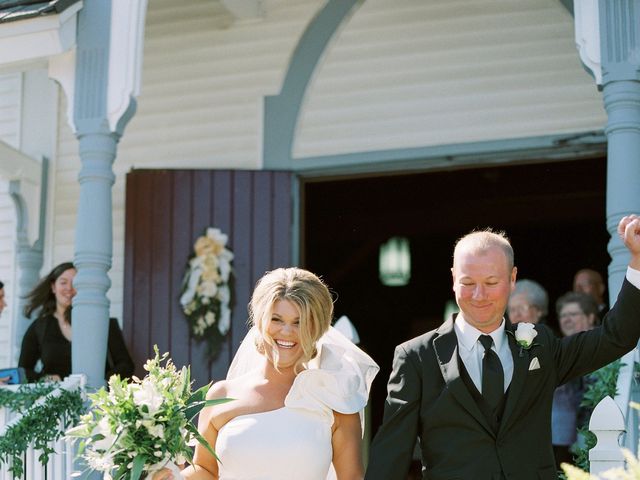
365;279;640;480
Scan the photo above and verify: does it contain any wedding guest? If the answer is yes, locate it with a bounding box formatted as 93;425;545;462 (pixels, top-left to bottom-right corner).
0;280;7;315
507;279;548;324
573;268;608;321
551;291;598;469
366;215;640;480
18;262;134;382
154;267;379;480
0;280;8;384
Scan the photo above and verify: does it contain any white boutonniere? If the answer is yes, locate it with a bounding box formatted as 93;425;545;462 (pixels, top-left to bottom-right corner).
512;322;538;357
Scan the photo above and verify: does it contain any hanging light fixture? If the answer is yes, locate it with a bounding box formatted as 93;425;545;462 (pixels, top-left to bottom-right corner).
379;236;411;286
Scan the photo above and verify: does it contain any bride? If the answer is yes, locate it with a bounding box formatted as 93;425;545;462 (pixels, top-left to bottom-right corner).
154;267;379;480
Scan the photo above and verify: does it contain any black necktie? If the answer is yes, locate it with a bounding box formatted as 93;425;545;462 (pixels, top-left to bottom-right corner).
479;335;504;410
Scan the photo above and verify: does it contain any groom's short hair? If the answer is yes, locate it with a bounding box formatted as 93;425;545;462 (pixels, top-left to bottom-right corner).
452;229;514;271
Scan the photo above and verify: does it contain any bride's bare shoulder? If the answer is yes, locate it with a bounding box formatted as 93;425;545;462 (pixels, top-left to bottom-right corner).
207;371;262;399
206;380;229;399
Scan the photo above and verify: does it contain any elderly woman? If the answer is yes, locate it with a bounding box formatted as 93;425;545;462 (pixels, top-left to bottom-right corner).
156;267;379;480
507;279;549;324
552;291;599;470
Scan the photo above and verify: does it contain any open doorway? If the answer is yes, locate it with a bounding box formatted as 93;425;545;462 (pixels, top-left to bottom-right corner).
302;157;608;437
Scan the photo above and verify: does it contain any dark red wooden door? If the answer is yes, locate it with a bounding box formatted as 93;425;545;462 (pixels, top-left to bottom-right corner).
122;169;294;387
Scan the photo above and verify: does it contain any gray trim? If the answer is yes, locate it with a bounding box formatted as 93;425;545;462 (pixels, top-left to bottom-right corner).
263;0;361;169
261;0;603;178
559;0;573;16
34;156;47;250
291;131;606;178
291;175;301;266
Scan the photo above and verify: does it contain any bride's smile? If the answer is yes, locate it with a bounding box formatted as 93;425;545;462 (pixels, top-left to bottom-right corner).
275;339;296;348
267;299;303;368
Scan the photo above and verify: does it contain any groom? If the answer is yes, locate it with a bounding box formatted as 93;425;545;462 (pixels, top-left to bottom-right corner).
365;215;640;480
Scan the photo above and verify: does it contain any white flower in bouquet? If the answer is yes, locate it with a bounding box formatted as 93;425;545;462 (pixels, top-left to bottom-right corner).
132;380;163;415
67;347;231;480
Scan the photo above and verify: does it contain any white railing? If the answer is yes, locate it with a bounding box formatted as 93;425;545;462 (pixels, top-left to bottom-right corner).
0;374;86;480
588;349;640;474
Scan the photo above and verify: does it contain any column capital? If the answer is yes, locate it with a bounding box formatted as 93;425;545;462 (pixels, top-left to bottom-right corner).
51;0;148;136
574;1;640;87
599;0;640;85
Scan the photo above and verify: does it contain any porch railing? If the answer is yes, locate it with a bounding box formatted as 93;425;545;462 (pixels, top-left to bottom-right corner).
588;348;640;475
0;374;85;480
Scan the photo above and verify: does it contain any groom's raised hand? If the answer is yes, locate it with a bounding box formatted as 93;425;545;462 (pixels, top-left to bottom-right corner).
618;214;640;270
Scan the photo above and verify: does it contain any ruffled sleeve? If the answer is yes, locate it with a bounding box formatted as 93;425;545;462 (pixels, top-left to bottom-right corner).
285;327;379;427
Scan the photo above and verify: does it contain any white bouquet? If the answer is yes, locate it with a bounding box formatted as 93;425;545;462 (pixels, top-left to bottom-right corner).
67;347;230;480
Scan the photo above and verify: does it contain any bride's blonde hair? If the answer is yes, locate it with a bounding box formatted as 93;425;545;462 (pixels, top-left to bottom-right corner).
249;268;333;372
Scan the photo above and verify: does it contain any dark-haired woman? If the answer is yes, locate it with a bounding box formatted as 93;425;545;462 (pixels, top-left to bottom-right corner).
18;262;134;382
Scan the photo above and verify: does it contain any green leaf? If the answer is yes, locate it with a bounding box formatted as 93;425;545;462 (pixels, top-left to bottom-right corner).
185;422;220;461
180;366;191;399
130;455;146;480
187;384;209;405
185;397;234;421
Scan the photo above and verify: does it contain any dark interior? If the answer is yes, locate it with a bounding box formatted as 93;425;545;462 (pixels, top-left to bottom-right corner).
302;156;609;439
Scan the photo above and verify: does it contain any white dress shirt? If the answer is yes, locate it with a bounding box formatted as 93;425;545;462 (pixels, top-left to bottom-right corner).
453;266;640;395
454;315;513;394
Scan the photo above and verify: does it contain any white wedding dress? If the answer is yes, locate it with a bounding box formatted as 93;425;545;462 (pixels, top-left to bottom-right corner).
215;327;379;480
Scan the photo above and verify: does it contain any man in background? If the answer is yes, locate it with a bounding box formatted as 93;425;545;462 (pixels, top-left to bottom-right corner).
573;268;608;321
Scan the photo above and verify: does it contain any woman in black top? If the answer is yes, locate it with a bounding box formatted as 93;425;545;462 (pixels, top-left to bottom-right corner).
18;262;134;382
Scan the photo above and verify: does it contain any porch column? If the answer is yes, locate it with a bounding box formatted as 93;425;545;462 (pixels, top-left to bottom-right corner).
72;131;118;388
599;1;640;297
71;0;117;389
70;0;147;388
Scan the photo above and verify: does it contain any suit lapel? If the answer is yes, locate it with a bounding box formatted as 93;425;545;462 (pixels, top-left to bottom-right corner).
433;315;495;437
498;322;530;434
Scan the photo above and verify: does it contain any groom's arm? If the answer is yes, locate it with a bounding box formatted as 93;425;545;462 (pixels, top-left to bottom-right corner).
553;274;640;384
554;215;640;383
365;344;421;480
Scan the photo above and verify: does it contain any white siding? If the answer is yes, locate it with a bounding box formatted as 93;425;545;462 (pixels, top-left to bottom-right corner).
0;73;21;367
0;73;21;149
117;0;319;170
294;0;606;158
51;0;607;323
0;180;16;368
52;92;79;266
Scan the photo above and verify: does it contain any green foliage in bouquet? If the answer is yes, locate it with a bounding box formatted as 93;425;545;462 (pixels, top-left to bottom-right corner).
67;346;231;480
0;383;84;479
